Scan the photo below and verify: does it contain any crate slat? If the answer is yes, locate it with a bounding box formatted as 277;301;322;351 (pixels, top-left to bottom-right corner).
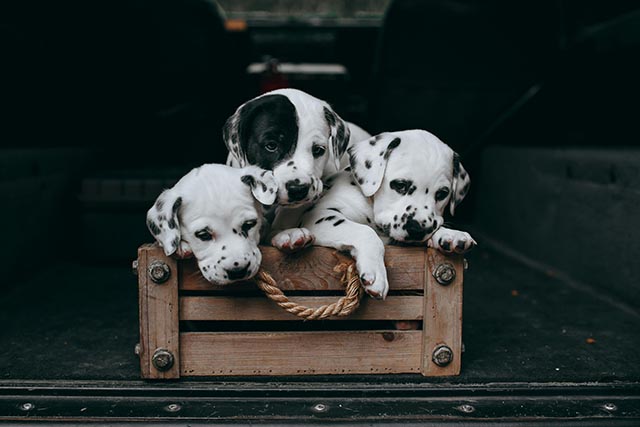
180;295;423;321
180;331;422;376
179;245;426;291
138;244;180;379
421;251;463;376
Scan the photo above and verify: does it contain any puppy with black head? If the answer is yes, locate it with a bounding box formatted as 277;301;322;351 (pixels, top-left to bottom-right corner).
299;130;476;299
223;88;370;252
146;164;277;285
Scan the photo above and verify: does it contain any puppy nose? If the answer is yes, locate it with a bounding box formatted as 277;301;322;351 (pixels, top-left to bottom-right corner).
225;263;250;281
405;218;427;241
285;180;310;202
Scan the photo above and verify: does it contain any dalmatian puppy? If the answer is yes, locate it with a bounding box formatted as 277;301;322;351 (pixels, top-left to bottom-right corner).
223;88;370;252
300;130;476;299
146;164;277;285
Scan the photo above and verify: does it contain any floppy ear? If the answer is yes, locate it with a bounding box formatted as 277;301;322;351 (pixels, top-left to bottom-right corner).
240;166;278;206
348;133;402;197
450;153;471;215
223;107;247;167
146;188;185;257
323;106;351;170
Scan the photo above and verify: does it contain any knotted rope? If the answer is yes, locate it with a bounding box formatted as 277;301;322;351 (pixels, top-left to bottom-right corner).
254;261;364;320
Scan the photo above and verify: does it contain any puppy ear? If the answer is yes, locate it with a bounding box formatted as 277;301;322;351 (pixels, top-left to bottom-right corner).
223;107;247;167
450;153;471;215
240;166;278;206
147;188;184;257
323;106;351;170
348;133;402;197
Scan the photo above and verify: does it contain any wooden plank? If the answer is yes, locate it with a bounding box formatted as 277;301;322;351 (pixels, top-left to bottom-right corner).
137;244;180;379
179;245;426;291
180;331;422;376
180;295;423;321
421;249;463;376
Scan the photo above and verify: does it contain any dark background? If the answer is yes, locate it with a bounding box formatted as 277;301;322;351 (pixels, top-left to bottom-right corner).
0;0;639;423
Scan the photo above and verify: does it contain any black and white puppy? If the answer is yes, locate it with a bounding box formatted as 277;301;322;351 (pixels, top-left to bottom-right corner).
299;130;476;299
223;88;370;251
146;164;277;285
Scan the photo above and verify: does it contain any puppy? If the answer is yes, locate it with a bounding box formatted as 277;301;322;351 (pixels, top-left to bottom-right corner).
222;88;370;251
300;130;476;299
146;164;277;285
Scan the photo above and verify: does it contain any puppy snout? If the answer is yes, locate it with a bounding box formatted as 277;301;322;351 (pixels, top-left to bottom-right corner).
225;262;251;281
404;218;428;241
285;179;310;202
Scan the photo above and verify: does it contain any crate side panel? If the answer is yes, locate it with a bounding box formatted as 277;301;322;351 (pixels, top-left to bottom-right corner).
180;296;423;321
180;331;422;375
180;245;426;291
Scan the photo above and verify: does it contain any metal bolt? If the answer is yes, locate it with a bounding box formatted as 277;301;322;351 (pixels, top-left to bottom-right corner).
433;262;456;285
164;403;182;413
152;348;175;371
311;403;329;413
432;345;453;367
148;260;171;284
602;403;618;412
132;259;139;276
457;404;475;414
18;402;35;412
134;343;141;356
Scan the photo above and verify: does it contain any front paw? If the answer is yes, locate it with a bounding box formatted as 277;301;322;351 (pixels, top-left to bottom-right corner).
271;228;315;252
430;228;476;254
355;258;389;300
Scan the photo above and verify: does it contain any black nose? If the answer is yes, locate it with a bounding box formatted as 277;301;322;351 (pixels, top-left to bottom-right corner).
404;218;427;241
226;264;250;281
285;180;310;202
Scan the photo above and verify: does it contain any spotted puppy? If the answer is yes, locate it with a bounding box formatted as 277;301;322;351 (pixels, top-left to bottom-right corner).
223;88;370;252
300;130;476;299
146;164;277;285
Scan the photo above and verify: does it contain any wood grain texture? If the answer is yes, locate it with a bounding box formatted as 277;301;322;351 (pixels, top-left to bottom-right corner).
137;244;180;379
180;295;423;321
421;250;464;376
179;245;427;291
180;331;422;376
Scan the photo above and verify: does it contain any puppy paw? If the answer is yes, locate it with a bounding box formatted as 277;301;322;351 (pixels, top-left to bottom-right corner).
174;241;194;259
271;228;315;252
355;257;389;300
430;228;476;254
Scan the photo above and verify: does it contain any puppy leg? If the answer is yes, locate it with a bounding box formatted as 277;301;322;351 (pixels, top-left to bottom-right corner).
304;212;389;299
271;228;315;253
429;226;476;254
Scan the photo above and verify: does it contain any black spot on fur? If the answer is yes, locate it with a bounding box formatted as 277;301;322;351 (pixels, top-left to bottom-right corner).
383;138;401;160
172;198;182;214
171;236;180;250
369;138;377;145
222;246;226;250
167;218;177;229
261;182;267;192
345;166;351;172
328;207;341;213
315;217;326;224
358;178;364;185
325;215;336;221
406;205;412;211
453;153;461;177
350;181;356;186
366;217;372;223
334;219;345;226
147;220;161;236
241;175;255;187
287;161;294;166
221;256;226;260
425;188;429;194
155;198;164;210
232;229;237;234
260;170;267;177
365;160;372;169
323;106;336;127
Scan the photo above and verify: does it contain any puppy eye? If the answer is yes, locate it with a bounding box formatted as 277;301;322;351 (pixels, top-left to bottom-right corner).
390;179;410;195
312;145;326;158
241;219;258;233
435;187;450;202
264;141;278;153
195;229;213;241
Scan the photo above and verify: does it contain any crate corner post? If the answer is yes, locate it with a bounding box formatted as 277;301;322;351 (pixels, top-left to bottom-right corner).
421;249;463;376
137;243;181;379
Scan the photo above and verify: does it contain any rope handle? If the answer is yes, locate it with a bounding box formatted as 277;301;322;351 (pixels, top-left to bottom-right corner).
254;261;364;320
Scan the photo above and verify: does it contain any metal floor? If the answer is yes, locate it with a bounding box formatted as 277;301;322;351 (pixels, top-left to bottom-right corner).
1;240;638;422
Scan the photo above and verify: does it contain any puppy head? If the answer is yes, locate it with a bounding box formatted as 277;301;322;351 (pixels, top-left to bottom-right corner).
223;88;350;206
349;130;470;243
146;164;277;285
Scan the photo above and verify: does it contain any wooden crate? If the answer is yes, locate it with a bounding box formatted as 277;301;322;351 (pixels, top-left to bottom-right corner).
135;243;464;378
